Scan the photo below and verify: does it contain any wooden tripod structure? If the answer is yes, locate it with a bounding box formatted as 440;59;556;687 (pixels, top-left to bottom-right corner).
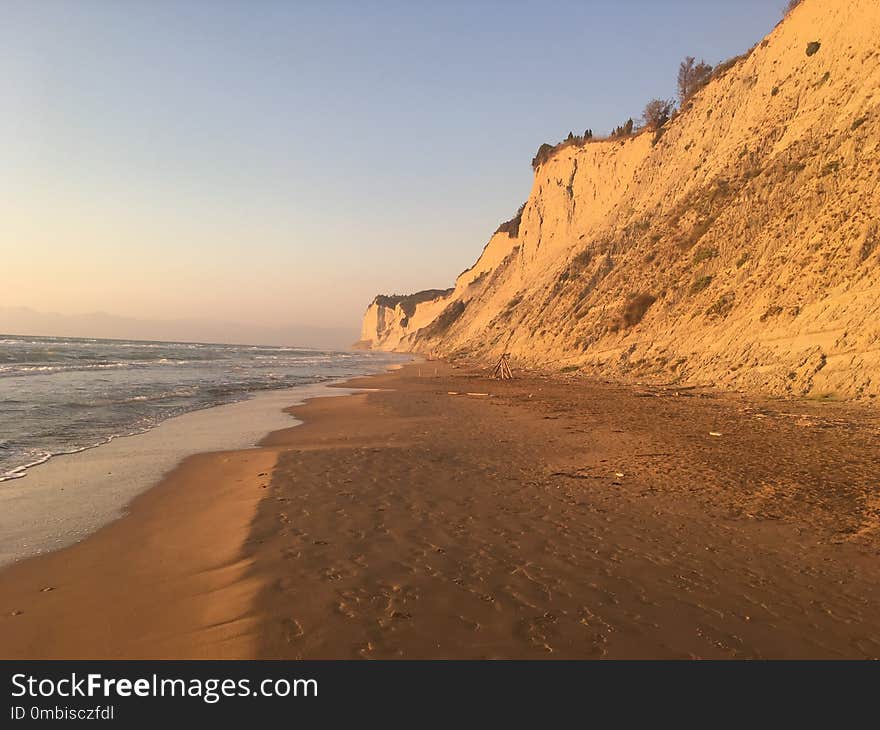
493;353;513;380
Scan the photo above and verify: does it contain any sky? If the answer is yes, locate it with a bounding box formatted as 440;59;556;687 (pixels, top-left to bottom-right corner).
0;0;783;343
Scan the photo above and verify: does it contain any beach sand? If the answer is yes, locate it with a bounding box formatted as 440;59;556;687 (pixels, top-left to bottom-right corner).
1;362;879;658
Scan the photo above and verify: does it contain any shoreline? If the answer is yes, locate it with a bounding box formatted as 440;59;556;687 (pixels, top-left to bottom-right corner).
0;378;370;568
1;361;879;658
0;374;384;659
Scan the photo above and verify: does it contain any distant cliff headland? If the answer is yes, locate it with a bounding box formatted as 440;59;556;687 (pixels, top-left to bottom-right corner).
358;0;880;400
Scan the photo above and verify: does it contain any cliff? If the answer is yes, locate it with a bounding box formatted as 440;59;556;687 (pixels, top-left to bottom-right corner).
354;289;453;351
359;0;880;400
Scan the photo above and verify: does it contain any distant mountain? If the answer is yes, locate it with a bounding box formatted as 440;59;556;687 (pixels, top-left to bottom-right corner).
0;306;357;350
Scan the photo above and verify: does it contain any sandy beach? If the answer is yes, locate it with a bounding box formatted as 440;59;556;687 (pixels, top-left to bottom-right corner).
1;362;879;659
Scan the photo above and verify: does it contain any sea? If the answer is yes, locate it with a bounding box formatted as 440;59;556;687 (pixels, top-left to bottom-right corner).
0;334;403;482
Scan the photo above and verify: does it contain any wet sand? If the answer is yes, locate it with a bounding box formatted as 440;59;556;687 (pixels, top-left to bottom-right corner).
0;383;346;567
1;362;879;658
0;448;276;659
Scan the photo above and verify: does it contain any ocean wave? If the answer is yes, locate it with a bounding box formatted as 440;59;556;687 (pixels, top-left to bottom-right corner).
0;362;133;377
0;358;206;376
61;388;200;408
0;451;54;481
116;388;199;404
0;418;189;483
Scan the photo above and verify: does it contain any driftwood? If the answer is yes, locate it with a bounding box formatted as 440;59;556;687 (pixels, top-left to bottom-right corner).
492;353;513;380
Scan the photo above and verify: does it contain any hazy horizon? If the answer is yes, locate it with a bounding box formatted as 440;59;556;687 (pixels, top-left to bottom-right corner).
0;305;358;349
3;0;781;340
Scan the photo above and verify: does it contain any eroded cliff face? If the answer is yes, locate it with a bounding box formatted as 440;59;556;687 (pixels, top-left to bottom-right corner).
360;0;880;400
354;290;454;351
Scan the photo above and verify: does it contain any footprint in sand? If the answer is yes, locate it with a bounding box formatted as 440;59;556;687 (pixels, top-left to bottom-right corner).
516;611;559;653
336;601;357;619
322;567;346;582
282;618;305;643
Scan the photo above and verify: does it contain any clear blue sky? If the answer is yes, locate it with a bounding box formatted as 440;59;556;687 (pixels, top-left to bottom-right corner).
1;0;782;335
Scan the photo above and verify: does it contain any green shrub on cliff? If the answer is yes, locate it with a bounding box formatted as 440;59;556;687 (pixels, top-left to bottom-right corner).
530;130;600;170
495;203;526;237
692;246;719;264
611;118;635;138
690;275;713;294
532;143;556;170
706;292;735;317
374;290;453;317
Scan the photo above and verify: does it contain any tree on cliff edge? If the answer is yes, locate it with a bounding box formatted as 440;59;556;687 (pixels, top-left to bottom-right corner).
642;99;674;130
678;56;713;104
